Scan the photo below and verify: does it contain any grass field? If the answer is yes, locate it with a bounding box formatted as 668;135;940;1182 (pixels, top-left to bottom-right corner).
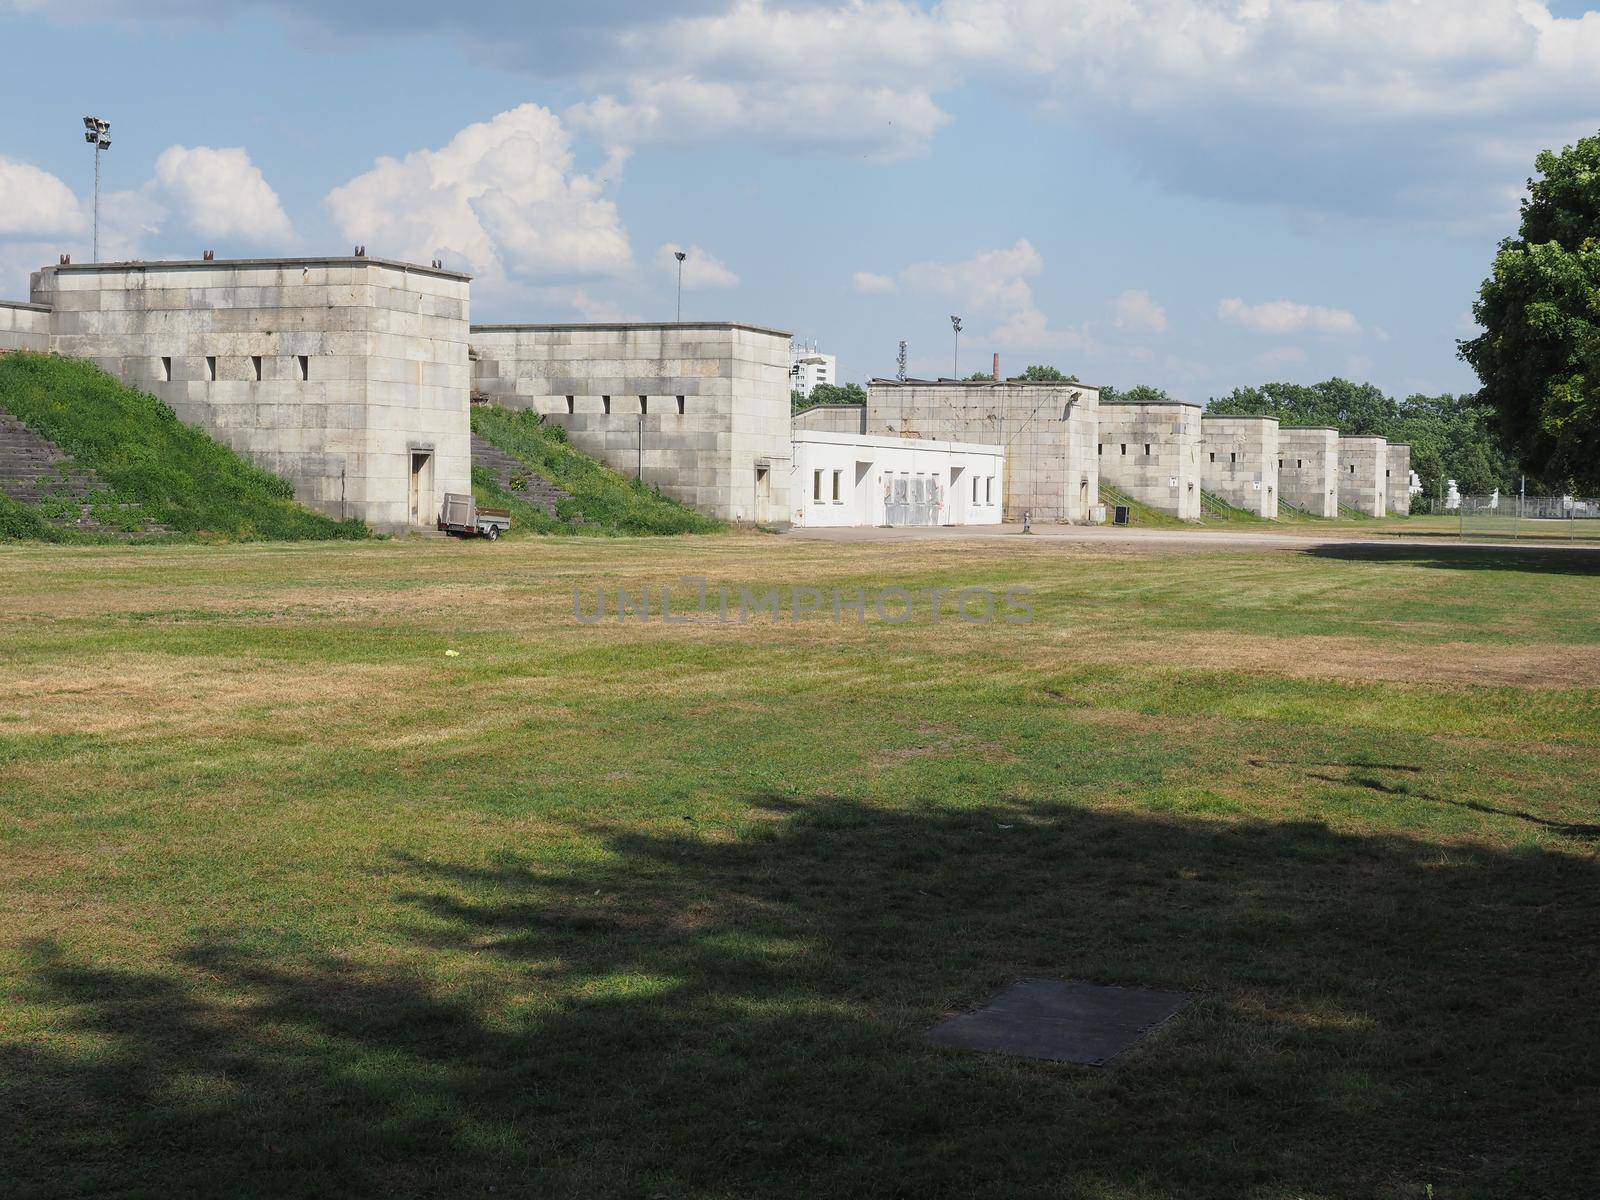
2;533;1597;1199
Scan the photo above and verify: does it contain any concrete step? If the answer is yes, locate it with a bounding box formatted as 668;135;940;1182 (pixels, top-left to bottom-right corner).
470;432;571;520
0;407;100;508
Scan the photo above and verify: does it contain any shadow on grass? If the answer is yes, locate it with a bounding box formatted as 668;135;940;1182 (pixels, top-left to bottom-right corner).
1300;541;1600;574
6;799;1599;1199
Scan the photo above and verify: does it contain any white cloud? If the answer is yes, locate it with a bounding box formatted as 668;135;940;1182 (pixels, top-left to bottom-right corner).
325;104;631;285
851;271;898;296
1109;288;1167;333
1218;298;1362;337
1252;345;1309;372
151;145;294;244
0;157;86;238
657;242;738;290
889;239;1084;352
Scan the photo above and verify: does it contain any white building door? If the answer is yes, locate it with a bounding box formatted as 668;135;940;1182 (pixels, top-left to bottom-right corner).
409;450;434;527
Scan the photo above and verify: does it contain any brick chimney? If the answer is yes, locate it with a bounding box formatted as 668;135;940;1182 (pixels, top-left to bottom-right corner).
992;352;1000;382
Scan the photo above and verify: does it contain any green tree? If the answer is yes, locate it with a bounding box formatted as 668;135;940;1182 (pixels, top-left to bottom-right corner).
964;371;994;382
1019;365;1078;382
793;382;868;411
1101;384;1174;404
1460;134;1600;488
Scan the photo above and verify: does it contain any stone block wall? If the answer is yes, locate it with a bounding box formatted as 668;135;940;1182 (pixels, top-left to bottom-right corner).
864;380;1099;523
471;322;793;523
792;403;866;434
1097;400;1204;518
1338;435;1388;517
1277;427;1339;517
29;257;471;531
1386;443;1412;515
1201;415;1279;518
0;300;51;355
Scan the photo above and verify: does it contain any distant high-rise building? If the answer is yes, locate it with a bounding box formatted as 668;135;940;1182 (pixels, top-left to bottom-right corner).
789;339;837;397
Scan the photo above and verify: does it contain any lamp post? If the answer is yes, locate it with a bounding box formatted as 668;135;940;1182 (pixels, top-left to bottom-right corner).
674;250;687;323
950;314;962;379
82;116;112;262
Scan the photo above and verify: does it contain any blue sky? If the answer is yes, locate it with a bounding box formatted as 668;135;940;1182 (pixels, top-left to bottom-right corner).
4;1;1600;399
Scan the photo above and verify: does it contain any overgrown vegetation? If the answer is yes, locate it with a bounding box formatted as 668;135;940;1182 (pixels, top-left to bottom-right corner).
792;382;867;410
0;353;366;543
470;404;725;536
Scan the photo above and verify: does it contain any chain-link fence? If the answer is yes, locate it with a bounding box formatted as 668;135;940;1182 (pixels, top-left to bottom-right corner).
1456;494;1600;541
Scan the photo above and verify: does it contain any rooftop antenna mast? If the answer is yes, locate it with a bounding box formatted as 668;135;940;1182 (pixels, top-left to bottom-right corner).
896;340;908;382
82;115;112;262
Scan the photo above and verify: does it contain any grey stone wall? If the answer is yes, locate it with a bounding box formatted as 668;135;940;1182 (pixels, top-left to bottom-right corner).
1338;435;1388;517
1386;443;1412;515
1097;401;1204;518
792;403;866;434
1201;415;1279;518
863;380;1099;523
471;322;793;523
1277;427;1339;517
30;256;471;532
0;300;51;355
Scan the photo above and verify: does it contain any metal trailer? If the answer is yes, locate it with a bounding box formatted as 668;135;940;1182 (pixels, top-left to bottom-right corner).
438;492;511;540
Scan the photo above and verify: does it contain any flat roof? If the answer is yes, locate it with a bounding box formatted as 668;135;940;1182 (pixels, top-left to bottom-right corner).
1102;397;1202;409
473;320;792;338
0;298;51;312
44;255;471;282
1278;425;1341;432
869;376;1103;390
1201;412;1278;422
793;428;1003;455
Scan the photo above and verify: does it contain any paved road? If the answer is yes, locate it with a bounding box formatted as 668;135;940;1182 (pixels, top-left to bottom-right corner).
784;521;1600;559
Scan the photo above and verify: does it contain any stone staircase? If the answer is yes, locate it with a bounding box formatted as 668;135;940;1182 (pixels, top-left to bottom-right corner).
0;407;166;536
0;409;99;506
471;434;570;519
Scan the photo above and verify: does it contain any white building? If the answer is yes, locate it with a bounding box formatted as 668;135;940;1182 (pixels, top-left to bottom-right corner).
790;341;837;397
790;430;1004;528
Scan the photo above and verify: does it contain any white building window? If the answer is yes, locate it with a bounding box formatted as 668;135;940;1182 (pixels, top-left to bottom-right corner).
985;476;994;504
831;470;842;502
972;475;980;503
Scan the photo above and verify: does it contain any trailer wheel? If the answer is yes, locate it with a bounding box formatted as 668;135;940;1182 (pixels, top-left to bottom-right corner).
485;525;500;541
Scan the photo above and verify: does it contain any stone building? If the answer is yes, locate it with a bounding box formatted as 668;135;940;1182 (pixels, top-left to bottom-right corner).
26;256;471;531
792;402;866;434
790;429;1004;527
471;322;793;523
0;299;50;354
1097;399;1204;519
1386;443;1412;515
1277;427;1339;518
1337;435;1388;517
1201;414;1279;518
864;379;1100;523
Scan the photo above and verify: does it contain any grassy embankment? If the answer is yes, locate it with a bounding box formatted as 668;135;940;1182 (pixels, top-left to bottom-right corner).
0;353;365;543
470;405;725;537
2;534;1598;1198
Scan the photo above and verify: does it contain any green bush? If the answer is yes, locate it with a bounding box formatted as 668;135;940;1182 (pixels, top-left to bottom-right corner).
470;406;724;537
0;353;367;543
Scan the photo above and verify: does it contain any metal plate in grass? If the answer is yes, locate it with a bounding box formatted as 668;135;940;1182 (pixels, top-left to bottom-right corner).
927;978;1193;1066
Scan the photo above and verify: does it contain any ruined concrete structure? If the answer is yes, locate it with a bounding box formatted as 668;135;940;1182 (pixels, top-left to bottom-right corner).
23;257;471;531
471;322;793;523
863;379;1099;523
791;402;866;435
1338;435;1387;517
1097;399;1204;519
1201;415;1279;519
1276;427;1340;518
1386;443;1412;515
0;299;51;355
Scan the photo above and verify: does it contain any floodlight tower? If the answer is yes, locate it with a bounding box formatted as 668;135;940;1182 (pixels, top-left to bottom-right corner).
674;249;687;323
82;116;112;262
950;315;962;379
